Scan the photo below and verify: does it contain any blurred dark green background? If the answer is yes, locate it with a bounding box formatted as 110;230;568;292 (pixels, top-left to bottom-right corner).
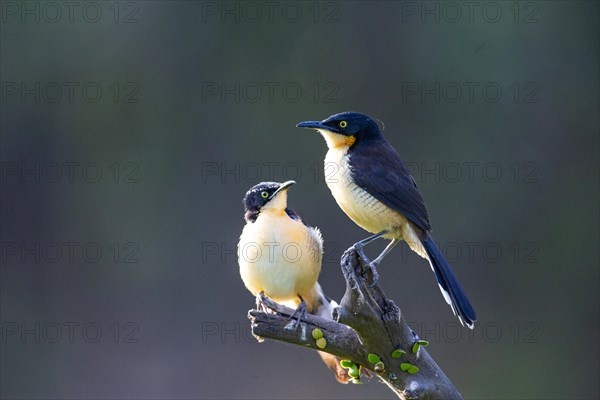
1;1;598;399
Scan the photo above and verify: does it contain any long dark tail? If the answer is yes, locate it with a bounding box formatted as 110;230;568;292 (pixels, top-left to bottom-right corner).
421;237;477;329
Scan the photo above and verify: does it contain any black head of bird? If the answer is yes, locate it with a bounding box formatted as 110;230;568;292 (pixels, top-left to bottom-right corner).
242;180;295;222
296;111;382;147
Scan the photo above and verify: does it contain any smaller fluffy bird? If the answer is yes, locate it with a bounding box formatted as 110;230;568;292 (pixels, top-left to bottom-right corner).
238;181;350;382
238;181;323;317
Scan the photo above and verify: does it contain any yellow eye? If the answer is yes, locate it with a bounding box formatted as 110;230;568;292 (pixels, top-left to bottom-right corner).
339;121;347;128
261;191;269;198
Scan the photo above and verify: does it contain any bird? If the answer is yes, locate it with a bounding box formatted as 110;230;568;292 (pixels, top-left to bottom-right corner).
297;112;477;329
238;180;352;382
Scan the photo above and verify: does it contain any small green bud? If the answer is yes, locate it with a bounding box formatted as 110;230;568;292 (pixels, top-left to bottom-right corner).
348;365;360;378
367;353;380;364
340;360;353;369
407;365;419;375
316;337;327;349
311;328;323;340
391;349;406;359
401;363;419;374
374;361;385;373
412;340;429;354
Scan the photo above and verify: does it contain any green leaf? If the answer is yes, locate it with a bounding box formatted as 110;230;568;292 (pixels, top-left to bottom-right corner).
367;353;380;364
407;365;419;375
316;338;327;349
348;365;360;378
400;363;411;372
391;349;406;359
340;360;353;369
412;340;429;353
311;328;323;340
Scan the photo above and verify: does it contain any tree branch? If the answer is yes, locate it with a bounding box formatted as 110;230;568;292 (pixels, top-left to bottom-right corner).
248;247;463;400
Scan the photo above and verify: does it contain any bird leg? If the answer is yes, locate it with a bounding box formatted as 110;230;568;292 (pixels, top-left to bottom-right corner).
368;239;400;286
256;291;266;311
287;295;307;330
255;291;277;315
353;231;388;283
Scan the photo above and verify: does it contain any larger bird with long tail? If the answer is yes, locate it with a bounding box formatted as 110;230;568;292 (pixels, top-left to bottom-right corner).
297;112;477;328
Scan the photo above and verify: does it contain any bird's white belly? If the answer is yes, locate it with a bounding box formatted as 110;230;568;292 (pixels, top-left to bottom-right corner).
318;129;427;258
324;149;407;236
238;211;322;303
324;149;427;258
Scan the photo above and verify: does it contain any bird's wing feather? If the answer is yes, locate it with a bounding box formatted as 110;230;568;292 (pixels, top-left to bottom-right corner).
284;207;301;221
349;140;432;232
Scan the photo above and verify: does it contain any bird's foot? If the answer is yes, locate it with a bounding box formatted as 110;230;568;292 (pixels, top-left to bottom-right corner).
255;293;264;310
353;242;371;264
255;293;262;311
255;292;274;314
367;261;380;287
353;243;380;286
287;299;307;331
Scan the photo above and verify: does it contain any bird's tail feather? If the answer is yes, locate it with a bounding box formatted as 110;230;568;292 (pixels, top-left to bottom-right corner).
309;282;337;318
308;283;356;384
421;237;477;329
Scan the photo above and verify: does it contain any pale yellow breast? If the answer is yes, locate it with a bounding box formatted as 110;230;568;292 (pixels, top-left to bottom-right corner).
238;210;322;303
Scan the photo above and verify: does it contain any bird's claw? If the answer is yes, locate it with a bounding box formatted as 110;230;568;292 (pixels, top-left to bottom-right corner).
353;242;380;287
368;261;380;287
287;300;307;330
255;292;268;311
353;245;371;272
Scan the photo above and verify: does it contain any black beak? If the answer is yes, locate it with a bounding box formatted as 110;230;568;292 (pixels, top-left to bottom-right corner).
269;180;295;199
296;121;340;134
